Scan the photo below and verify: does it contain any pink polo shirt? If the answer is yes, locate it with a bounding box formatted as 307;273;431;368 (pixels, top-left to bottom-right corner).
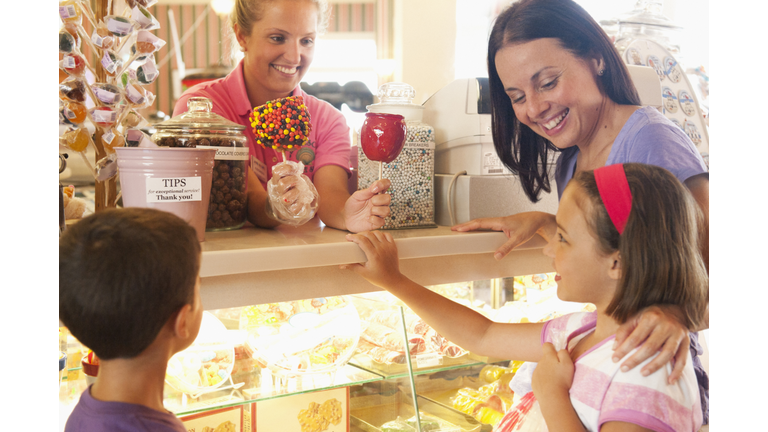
173;60;352;188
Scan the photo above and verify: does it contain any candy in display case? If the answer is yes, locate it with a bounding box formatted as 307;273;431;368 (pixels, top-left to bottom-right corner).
179;405;244;432
446;363;523;427
165;312;244;398
350;390;488;432
240;296;361;377
348;295;470;376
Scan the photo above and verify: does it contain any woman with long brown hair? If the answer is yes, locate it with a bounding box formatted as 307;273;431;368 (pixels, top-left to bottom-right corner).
452;0;709;422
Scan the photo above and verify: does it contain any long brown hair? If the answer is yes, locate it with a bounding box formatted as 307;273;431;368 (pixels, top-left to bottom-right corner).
487;0;641;202
573;163;708;329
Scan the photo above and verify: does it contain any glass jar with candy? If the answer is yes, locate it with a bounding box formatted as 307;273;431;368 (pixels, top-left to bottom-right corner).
357;82;437;229
152;97;249;231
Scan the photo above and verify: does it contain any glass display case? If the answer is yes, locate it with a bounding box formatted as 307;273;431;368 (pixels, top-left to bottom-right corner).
59;223;567;432
60;272;592;432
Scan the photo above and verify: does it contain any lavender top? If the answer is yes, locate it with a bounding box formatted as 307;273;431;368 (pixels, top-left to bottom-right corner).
554;106;708;199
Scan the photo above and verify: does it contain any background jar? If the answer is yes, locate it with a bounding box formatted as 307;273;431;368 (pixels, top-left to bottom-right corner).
357;82;437;229
152;97;249;231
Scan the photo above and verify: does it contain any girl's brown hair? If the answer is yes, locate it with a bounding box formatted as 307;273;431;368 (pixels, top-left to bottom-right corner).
572;163;708;329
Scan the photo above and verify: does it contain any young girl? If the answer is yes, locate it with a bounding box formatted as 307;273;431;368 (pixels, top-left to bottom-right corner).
343;163;707;432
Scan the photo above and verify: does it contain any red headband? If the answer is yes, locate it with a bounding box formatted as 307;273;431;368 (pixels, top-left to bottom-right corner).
594;164;632;234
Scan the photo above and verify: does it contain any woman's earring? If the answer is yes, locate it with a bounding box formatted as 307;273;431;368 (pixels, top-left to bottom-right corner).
598;68;605;76
240;46;246;52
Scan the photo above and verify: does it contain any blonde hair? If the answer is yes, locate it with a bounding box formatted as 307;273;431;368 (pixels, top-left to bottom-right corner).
231;0;330;37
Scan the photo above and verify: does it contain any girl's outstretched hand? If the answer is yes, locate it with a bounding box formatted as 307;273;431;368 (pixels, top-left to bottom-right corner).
451;211;556;260
612;305;690;384
532;342;574;399
342;231;405;289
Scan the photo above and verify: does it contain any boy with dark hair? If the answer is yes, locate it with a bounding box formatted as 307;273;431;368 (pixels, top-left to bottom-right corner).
60;207;203;432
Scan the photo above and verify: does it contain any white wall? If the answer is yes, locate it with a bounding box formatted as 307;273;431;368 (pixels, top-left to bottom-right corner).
452;0;709;81
578;0;709;71
393;0;457;104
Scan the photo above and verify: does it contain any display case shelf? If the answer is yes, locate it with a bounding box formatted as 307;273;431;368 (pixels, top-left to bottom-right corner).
350;357;488;380
61;222;553;431
164;364;384;416
198;220;552;310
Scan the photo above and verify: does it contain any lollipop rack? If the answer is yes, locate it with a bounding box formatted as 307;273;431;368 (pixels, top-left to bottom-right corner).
59;0;165;212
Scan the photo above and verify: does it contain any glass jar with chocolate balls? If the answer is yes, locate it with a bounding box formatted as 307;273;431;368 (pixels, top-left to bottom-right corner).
152;97;249;231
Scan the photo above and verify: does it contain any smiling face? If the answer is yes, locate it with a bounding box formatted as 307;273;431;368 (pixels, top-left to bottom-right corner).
543;183;618;307
494;38;606;150
236;0;318;107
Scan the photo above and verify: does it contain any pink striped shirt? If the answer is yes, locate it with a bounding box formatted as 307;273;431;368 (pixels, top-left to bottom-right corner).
542;312;702;432
173;60;352;189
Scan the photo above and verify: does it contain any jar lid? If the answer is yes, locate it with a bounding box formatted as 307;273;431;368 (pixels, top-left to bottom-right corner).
365;82;425;122
616;0;682;29
153;97;246;133
366;82;423;111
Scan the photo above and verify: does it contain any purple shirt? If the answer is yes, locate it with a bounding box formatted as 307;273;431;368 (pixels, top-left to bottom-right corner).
555;106;708;199
64;386;186;432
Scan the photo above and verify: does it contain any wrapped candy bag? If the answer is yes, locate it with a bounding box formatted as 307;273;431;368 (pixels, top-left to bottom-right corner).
91;22;115;50
104;15;135;38
131;5;160;30
61;101;88;126
91;83;123;107
61;53;94;77
95;153;118;181
59;27;81;53
59;76;89;104
100;127;125;153
60;127;97;179
122;74;155;109
250;96;318;226
125;128;155;148
136;56;159;84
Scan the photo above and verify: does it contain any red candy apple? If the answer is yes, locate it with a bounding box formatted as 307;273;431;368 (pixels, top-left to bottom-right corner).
360;112;407;163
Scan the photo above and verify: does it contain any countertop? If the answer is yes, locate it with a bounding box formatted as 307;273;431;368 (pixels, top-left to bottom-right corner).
199;220;553;309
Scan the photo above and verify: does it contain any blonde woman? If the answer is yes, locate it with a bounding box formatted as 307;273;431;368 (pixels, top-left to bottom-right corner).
175;0;391;232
